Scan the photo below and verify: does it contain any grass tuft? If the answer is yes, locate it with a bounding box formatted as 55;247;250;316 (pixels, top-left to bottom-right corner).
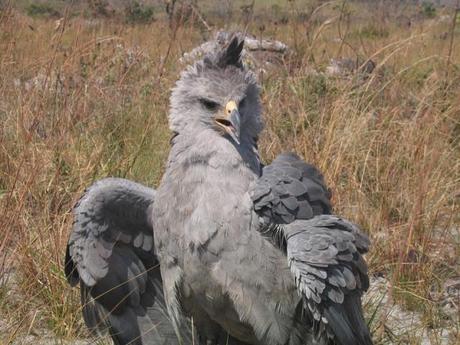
0;1;459;344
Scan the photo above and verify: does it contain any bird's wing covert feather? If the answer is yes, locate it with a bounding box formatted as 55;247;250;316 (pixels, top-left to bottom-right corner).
64;178;187;345
250;152;332;225
284;215;372;345
263;216;372;345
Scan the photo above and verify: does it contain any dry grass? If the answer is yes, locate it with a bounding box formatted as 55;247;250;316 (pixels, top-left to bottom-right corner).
0;1;459;344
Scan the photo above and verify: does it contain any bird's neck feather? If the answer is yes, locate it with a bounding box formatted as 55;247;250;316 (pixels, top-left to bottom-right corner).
165;129;260;186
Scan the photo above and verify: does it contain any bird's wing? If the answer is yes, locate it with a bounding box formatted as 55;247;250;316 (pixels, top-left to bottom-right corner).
65;178;190;345
250;152;331;225
250;153;373;345
282;216;372;345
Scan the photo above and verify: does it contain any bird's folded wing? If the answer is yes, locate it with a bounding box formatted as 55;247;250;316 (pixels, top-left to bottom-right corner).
65;178;186;345
283;215;372;345
251;153;373;344
250;152;332;225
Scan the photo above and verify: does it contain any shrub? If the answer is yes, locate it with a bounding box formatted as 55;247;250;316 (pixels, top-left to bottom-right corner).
125;1;154;24
89;0;111;17
421;2;436;18
26;3;60;18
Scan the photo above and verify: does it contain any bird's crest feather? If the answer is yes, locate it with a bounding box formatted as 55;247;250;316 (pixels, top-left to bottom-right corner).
214;35;244;69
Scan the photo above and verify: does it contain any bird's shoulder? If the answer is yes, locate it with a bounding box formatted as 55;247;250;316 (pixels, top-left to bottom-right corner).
250;152;332;225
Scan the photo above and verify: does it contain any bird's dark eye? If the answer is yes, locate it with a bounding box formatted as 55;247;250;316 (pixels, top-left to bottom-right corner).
200;98;220;111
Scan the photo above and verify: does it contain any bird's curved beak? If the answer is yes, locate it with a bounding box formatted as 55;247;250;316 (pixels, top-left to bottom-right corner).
215;100;241;145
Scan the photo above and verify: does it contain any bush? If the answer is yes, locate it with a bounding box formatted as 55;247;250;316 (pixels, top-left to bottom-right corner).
26;3;60;18
125;1;154;24
89;0;112;17
421;2;436;18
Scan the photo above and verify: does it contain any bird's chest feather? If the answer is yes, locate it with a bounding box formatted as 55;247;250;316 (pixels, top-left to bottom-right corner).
153;146;300;343
185;165;252;250
153;152;258;281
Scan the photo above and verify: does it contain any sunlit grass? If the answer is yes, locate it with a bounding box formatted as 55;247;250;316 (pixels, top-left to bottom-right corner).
0;1;459;344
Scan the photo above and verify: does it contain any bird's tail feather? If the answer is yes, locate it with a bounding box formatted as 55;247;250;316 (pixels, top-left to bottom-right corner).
323;292;373;345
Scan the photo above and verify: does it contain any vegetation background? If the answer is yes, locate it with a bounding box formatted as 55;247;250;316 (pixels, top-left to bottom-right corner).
0;0;459;344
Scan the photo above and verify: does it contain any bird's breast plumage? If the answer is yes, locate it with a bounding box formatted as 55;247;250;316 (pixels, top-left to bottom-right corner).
153;138;304;344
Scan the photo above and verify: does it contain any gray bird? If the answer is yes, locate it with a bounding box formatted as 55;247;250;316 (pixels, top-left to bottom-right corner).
65;36;373;345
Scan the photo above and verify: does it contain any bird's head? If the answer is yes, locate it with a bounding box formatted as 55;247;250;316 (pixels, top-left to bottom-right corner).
169;36;263;145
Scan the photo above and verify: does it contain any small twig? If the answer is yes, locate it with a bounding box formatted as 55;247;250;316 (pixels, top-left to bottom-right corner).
154;4;183;86
446;0;460;68
190;3;211;31
242;0;255;37
336;0;348;58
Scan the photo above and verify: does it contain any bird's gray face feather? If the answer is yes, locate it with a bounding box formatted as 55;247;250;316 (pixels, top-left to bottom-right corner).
169;37;263;145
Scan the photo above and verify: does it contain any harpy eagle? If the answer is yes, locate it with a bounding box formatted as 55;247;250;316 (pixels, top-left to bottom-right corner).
65;36;373;345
